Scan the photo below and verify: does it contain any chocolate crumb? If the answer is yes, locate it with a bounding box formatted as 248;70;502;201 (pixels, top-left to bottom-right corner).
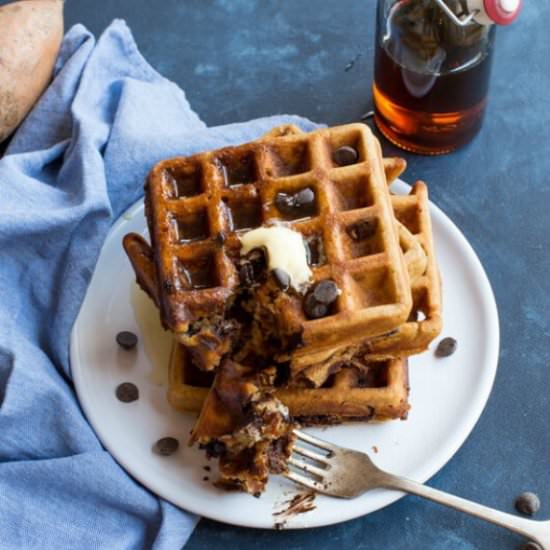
203;476;209;482
115;382;139;403
203;465;211;472
273;491;316;517
372;445;379;454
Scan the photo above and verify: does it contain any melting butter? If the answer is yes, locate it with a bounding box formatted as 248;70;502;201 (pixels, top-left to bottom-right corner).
239;226;312;291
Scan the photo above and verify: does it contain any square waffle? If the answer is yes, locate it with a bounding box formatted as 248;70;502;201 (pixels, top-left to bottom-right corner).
167;342;410;422
123;180;435;386
144;124;412;351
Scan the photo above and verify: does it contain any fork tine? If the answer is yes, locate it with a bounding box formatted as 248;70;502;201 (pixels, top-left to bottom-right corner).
288;455;327;478
294;444;332;465
284;470;325;492
294;429;337;453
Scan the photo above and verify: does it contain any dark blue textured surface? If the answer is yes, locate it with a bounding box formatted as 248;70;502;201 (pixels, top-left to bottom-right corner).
59;1;550;548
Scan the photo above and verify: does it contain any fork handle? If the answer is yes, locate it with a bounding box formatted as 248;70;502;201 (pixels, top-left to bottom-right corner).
379;473;550;549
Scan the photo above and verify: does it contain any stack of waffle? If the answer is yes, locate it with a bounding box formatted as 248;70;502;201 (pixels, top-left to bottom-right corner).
123;123;442;495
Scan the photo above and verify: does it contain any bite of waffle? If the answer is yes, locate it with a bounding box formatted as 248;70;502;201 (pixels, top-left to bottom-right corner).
122;123;442;495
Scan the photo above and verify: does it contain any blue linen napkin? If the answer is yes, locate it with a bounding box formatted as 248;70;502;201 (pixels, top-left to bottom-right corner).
0;20;318;549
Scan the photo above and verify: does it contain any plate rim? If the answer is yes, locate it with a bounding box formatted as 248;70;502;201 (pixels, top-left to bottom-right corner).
70;178;500;529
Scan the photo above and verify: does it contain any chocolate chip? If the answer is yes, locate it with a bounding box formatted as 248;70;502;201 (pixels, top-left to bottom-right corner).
304;292;329;319
203;465;211;471
515;492;540;516
203;476;209;482
312;280;339;304
294;187;315;207
116;331;138;350
154;437;180;456
274;188;316;217
115;382;139;403
332;145;358;166
272;268;290;290
435;337;457;357
274;192;296;215
239;263;255;287
347;219;377;241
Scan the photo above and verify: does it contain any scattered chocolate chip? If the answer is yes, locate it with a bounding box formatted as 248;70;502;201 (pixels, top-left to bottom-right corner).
239;263;255;287
115;382;139;403
347;219;377;241
435;337;457;357
332;145;358;166
520;543;543;550
304;292;329;319
203;465;211;472
312;280;339;304
154;437;180;456
116;331;138;350
515;492;541;516
203;476;209;482
272;268;290;290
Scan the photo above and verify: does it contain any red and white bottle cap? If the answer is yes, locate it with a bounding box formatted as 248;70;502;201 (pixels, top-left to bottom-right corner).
467;0;522;25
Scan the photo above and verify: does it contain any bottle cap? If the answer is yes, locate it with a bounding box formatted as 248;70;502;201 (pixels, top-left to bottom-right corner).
468;0;522;25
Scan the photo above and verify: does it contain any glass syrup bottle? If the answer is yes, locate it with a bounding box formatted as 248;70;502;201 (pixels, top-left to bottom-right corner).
373;0;521;155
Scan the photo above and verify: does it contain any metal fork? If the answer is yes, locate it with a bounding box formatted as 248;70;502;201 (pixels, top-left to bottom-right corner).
285;430;550;549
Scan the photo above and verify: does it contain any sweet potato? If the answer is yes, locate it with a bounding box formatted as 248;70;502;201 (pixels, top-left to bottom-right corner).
0;0;64;142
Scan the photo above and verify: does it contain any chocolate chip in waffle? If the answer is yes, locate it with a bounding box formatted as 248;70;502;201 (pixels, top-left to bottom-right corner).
143;124;412;359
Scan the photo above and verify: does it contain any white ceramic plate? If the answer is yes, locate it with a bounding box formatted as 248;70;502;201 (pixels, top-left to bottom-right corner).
71;179;499;529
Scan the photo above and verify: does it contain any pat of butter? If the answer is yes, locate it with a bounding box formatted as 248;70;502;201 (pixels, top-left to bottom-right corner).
239;226;312;291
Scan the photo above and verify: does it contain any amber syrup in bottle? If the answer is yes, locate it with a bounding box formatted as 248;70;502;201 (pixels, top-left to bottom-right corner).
373;0;496;155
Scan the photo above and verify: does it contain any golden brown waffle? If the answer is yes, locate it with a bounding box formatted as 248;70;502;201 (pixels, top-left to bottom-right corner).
290;181;441;384
167;342;409;422
144;123;412;348
124;181;435;385
365;180;442;359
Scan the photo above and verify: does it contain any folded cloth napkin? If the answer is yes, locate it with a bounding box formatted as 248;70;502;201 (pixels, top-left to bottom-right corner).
0;20;318;549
